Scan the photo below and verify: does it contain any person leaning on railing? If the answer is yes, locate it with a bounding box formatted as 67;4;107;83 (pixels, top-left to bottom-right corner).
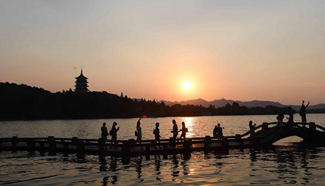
300;100;310;126
249;121;256;138
286;113;295;127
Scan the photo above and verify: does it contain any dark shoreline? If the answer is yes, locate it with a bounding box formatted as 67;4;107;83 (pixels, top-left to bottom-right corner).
0;82;314;122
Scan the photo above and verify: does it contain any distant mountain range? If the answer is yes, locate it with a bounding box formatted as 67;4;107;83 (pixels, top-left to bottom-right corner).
164;98;325;111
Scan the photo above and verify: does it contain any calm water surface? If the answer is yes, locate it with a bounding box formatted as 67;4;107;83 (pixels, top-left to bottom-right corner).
1;114;325;185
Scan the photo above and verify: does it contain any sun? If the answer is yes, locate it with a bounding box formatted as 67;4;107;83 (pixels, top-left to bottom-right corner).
183;81;192;91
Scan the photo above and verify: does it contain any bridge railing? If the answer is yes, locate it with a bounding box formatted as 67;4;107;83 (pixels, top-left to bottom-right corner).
239;121;325;139
1;122;324;146
240;122;277;138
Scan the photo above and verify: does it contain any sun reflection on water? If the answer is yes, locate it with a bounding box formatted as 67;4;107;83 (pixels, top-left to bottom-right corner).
181;117;195;138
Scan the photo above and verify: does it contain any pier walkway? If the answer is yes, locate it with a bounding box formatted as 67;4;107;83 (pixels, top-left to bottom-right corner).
1;122;325;157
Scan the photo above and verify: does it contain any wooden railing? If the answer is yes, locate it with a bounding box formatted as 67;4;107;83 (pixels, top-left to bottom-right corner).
0;122;324;145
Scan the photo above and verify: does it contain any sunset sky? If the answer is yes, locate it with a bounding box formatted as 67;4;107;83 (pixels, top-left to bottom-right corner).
1;0;325;104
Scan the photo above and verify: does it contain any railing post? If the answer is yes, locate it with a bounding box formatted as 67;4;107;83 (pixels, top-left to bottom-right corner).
39;140;45;151
184;138;192;153
98;138;105;155
77;139;85;154
310;122;316;131
63;139;69;154
236;134;243;148
262;122;268;130
145;144;150;160
47;136;56;153
122;140;130;158
163;144;168;159
222;137;229;149
27;138;35;152
12;136;18;151
204;136;211;151
72;137;79;152
169;137;176;147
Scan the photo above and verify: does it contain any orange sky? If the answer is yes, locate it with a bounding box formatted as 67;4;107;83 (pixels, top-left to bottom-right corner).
1;1;325;104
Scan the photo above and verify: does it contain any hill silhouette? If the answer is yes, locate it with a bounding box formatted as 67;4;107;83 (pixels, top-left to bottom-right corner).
0;82;297;120
164;98;285;108
165;98;325;111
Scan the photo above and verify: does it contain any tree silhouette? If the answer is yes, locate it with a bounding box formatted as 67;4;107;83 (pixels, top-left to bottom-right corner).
0;82;297;120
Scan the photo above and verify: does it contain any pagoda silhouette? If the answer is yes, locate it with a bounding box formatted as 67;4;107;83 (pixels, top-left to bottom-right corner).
75;69;89;93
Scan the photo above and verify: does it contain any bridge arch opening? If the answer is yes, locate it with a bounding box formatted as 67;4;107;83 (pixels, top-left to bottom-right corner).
272;136;304;146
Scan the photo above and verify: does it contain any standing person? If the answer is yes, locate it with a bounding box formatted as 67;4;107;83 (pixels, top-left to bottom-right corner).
217;123;223;139
180;122;188;140
300;100;310;126
135;119;142;143
101;122;108;142
213;124;218;138
110;122;120;144
171;120;178;140
249;121;256;138
153;122;160;143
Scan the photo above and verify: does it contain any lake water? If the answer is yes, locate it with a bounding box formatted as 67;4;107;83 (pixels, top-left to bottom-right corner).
1;114;325;185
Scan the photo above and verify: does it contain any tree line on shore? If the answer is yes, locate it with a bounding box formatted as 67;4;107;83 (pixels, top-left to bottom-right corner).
0;82;296;120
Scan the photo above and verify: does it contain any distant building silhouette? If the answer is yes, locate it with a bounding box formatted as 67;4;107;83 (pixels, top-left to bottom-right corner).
75;69;89;93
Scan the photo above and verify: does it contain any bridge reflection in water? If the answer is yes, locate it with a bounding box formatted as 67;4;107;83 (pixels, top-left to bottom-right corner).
95;146;322;185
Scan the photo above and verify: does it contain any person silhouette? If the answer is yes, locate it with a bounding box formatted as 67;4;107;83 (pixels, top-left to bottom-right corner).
180;122;188;140
276;112;284;126
213;123;223;139
299;100;310;126
153;122;160;143
110;122;120;144
171;120;178;140
249;120;256;137
135;119;142;143
217;123;223;139
101;122;108;142
213;124;218;138
287;112;295;127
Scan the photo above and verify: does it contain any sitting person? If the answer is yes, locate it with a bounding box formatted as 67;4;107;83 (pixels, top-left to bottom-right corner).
213;124;218;138
276;113;284;126
213;123;223;139
287;113;295;127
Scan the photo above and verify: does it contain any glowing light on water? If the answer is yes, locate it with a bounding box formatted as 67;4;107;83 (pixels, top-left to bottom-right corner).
182;117;195;138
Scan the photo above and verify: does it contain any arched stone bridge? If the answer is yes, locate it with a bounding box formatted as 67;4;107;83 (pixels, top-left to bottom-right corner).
241;122;325;145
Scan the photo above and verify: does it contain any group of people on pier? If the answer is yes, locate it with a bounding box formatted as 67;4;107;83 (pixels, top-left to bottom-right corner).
101;122;119;143
100;119;189;144
100;119;225;143
100;100;311;143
